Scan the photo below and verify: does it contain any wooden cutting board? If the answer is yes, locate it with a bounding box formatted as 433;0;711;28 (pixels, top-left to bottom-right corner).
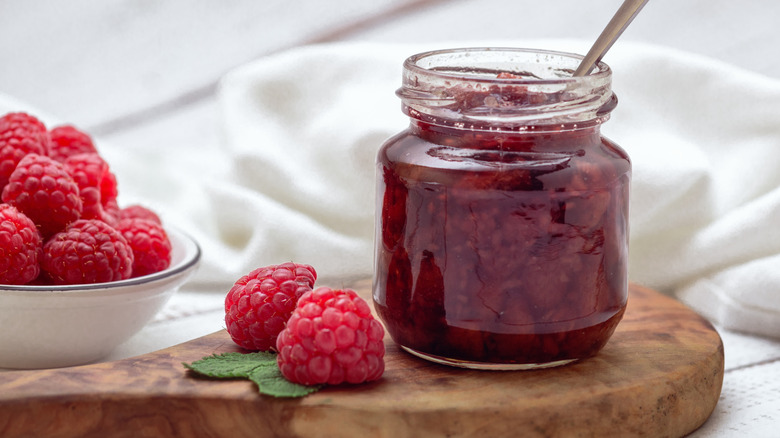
0;282;723;438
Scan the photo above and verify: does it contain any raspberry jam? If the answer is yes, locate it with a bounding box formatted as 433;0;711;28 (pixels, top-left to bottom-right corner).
373;48;631;369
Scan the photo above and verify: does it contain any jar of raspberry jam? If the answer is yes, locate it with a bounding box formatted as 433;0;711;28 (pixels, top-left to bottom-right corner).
373;48;630;370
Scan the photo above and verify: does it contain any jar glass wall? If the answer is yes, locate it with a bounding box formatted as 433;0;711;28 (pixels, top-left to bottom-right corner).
373;48;631;370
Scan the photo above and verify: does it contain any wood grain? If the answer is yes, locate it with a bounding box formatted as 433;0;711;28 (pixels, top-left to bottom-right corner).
0;282;723;438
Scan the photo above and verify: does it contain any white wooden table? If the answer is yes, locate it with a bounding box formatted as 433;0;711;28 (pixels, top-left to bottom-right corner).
2;1;780;436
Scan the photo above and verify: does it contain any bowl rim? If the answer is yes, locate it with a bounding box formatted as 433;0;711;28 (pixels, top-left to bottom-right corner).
0;225;201;293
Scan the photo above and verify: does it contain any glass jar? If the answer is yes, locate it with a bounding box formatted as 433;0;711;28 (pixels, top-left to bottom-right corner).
372;48;631;370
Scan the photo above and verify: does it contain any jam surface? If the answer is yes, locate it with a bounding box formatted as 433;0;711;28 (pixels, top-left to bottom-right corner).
373;121;630;365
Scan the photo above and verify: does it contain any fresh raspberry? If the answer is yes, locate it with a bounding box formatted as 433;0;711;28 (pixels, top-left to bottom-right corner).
42;219;134;284
48;125;97;162
0;112;50;189
0;203;43;284
276;287;385;386
225;263;317;351
99;163;118;208
101;198;121;227
119;204;162;224
115;218;172;277
63;153;116;221
63;153;106;220
1;154;82;238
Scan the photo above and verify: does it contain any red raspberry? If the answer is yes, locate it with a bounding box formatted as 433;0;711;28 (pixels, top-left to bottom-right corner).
115;218;172;277
42;219;134;284
63;153;106;219
48;125;97;162
63;153;117;221
276;287;385;386
119;204;162;224
99;163;118;208
0;112;50;190
225;263;317;351
101;198;121;227
1;154;82;238
0;203;43;284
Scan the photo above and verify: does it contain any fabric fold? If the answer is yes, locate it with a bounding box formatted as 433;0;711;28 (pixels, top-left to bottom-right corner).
212;40;780;338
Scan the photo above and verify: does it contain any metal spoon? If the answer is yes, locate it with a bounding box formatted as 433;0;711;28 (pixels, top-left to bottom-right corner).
573;0;650;76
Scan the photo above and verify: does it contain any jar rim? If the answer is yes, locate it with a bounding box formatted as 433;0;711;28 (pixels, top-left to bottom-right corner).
398;47;615;130
403;47;611;86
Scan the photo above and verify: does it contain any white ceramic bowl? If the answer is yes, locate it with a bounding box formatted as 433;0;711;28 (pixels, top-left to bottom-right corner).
0;226;201;369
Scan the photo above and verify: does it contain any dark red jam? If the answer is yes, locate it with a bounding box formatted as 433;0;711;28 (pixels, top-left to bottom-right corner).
374;115;630;366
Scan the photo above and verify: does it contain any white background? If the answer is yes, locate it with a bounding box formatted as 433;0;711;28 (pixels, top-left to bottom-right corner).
2;1;779;436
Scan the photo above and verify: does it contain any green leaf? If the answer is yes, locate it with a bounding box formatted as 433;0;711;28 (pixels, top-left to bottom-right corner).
248;366;322;398
183;351;321;398
183;352;276;378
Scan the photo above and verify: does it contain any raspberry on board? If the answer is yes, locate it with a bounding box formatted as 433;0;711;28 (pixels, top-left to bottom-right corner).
276;287;386;386
42;219;134;284
0;203;42;285
0;112;50;190
116;218;172;277
1;154;83;238
225;263;317;352
48;125;97;162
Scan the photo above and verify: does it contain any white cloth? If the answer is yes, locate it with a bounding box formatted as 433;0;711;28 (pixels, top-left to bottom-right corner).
212;40;780;339
3;40;780;340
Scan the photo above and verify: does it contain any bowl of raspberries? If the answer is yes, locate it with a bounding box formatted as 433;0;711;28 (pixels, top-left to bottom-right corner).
0;111;201;369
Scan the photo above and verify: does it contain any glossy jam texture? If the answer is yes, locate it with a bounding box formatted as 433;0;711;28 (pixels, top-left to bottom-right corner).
374;121;630;365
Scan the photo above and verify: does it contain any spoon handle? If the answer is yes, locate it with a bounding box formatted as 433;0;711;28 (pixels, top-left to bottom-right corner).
573;0;650;76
